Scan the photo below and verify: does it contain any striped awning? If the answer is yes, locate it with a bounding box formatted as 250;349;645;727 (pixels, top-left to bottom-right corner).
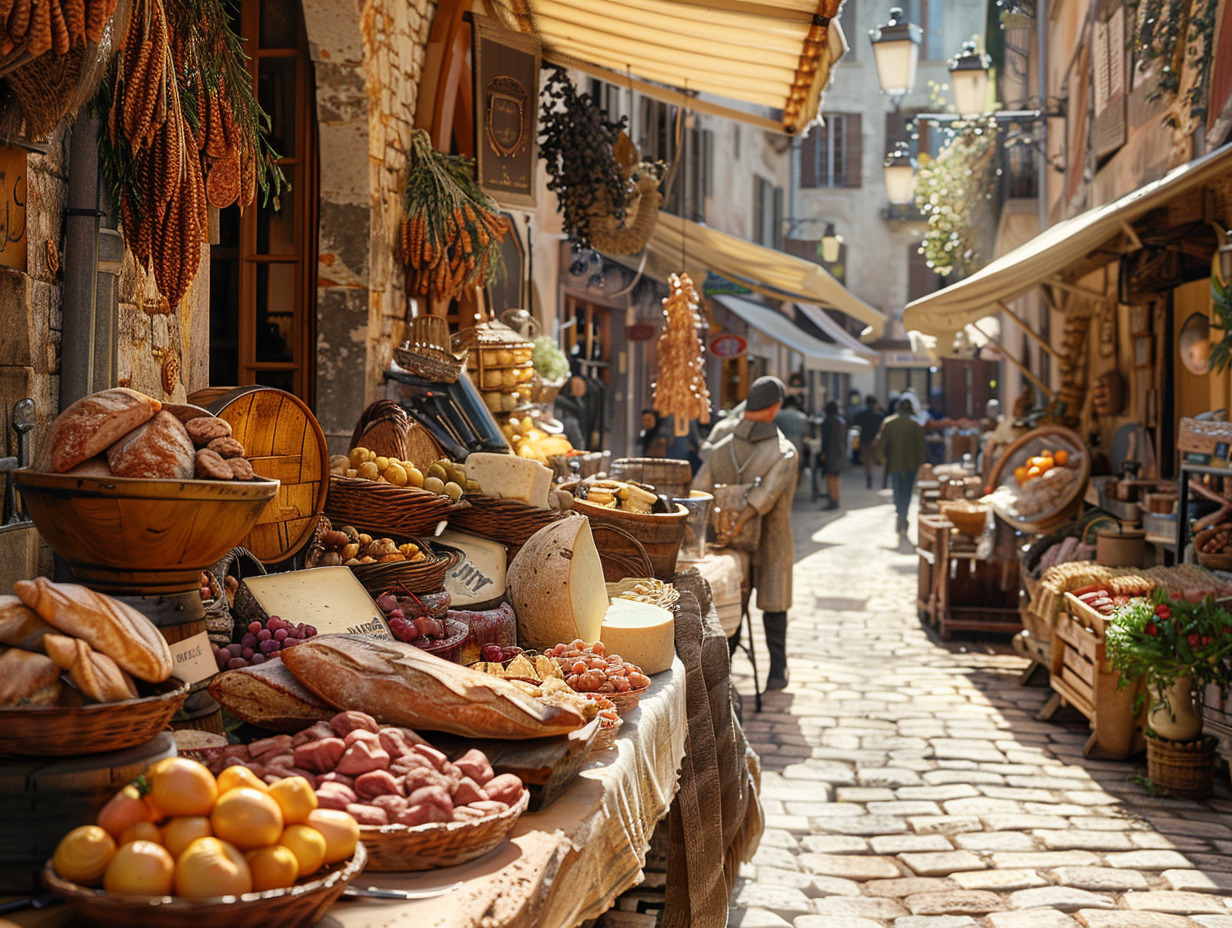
483;0;847;134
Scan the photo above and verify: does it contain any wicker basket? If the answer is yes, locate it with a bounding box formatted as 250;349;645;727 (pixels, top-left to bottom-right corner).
591;713;624;752
0;678;190;757
41;843;365;928
605;684;648;716
590;523;656;583
325;476;456;537
1146;734;1217;798
449;494;564;546
204;547;268;645
572;498;688;580
349;543;462;596
360;788;528;871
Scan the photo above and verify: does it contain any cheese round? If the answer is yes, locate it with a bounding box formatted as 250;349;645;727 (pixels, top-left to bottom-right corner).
600;599;675;675
508;518;608;649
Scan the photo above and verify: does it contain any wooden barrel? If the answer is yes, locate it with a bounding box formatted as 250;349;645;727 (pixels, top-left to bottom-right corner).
189;386;329;564
0;732;176;892
610;458;693;499
117;591;215;694
571;498;689;580
172;691;225;735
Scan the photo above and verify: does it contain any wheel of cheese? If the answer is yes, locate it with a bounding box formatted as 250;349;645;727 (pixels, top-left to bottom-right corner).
601;599;675;674
507;517;608;649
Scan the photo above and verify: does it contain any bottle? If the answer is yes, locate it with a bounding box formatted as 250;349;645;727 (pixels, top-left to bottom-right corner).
589;321;603;361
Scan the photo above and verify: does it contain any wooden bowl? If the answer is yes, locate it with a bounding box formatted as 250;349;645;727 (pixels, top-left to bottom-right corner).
12;471;279;594
42;843;366;928
938;500;990;537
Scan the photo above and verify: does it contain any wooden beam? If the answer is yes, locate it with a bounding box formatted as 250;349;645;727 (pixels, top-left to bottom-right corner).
1043;277;1108;301
969;321;1054;400
996;300;1061;361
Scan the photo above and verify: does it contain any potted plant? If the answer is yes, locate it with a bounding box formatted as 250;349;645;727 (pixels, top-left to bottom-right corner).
1106;594;1232;796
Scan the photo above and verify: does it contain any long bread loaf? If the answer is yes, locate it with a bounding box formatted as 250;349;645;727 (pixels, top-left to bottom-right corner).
0;595;56;652
280;635;588;739
208;661;334;732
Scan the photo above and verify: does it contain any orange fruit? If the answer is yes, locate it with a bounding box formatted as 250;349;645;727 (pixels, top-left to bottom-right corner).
245;845;299;891
1026;466;1042;480
161;816;213;860
216;765;269;796
173;837;252;899
102;840;175;896
268;777;317;825
210;787;284;850
1013;466;1028;485
147;758;217;819
53;825;116;885
1054;449;1069;466
278;824;327;877
304;809;358;864
118;821;162;847
97;785;159;838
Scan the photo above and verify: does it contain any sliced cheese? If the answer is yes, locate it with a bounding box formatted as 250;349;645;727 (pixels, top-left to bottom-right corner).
600;599;675;675
464;452;553;508
508;518;608;649
436;528;507;607
234;566;393;641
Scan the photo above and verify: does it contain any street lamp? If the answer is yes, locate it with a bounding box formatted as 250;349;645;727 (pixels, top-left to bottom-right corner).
883;142;917;205
820;223;844;263
949;41;991;117
868;8;921;109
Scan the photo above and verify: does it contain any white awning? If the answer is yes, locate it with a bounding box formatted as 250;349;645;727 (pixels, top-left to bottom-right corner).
484;0;848;134
902;143;1232;342
712;294;871;373
794;303;880;361
642;213;886;337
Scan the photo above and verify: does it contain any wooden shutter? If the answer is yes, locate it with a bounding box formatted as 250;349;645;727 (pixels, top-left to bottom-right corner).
841;113;862;188
800;131;818;188
772;186;784;250
907;243;940;300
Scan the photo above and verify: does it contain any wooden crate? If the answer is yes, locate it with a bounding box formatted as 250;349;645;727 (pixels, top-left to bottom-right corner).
1048;594;1145;759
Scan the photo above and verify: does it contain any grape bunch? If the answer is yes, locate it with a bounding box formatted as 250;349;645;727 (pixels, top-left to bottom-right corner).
213;615;317;670
387;614;447;644
547;639;651;694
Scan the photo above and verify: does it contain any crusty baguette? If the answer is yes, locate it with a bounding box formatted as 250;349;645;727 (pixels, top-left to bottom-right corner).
13;579;173;683
34;388;161;473
280;635;588;739
0;595;55;652
208;660;334;732
0;647;62;707
44;633;138;703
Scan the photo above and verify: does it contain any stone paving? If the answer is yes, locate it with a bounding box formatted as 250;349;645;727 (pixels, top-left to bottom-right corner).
724;475;1232;928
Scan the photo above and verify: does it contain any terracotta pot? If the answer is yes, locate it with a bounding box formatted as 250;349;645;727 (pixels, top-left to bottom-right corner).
1148;676;1204;742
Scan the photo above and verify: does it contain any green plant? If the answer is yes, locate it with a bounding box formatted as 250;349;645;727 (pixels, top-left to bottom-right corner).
531;336;569;382
913;115;999;278
1127;0;1217;124
1209;269;1232;374
1106;594;1232;702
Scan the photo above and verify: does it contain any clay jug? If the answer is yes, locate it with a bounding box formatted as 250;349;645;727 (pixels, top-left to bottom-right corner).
1148;676;1203;742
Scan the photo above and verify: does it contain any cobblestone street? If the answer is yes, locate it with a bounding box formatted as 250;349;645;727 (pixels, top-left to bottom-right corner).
726;475;1232;928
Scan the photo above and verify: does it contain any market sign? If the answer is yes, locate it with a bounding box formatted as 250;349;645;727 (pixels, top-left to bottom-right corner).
709;333;747;359
471;13;541;209
626;323;654;341
701;271;751;297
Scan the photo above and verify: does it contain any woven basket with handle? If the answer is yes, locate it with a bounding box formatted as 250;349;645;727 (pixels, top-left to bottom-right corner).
449;494;564;546
590;523;655;583
204;547;268;645
325;476;456;537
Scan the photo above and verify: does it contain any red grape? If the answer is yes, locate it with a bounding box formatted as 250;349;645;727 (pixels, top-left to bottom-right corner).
242;647;255;660
257;629;272;641
247;622;262;634
259;640;280;654
250;653;267;665
274;628;289;642
227;657;246;670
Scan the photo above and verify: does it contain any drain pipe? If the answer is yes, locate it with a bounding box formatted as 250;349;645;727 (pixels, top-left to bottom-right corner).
60;111;103;411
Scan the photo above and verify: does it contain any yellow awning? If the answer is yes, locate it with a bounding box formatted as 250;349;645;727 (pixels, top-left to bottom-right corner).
902;142;1232;342
640;213;887;337
484;0;847;134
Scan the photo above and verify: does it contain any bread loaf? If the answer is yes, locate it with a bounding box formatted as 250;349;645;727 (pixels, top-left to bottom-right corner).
62;457;114;478
0;647;62;706
107;411;196;479
44;633;139;703
13;578;174;683
36;388;161;473
208;661;335;732
0;595;55;652
280;634;588;739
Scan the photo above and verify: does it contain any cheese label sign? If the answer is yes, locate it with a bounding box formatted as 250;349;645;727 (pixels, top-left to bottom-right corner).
437;529;507;607
319;612;394;642
174;630;221;685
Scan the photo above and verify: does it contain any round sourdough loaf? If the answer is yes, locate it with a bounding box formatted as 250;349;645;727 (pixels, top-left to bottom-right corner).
107;410;196;480
36;388;161;473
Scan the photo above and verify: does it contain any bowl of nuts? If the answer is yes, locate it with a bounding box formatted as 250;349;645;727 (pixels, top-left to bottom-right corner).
1195;523;1232;571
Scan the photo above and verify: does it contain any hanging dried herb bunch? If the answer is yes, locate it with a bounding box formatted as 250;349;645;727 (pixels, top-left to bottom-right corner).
96;0;285;307
653;272;711;431
399;127;506;303
538;65;633;250
0;0;119;65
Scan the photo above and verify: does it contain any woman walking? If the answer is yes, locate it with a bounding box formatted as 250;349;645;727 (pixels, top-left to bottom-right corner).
818;400;846;510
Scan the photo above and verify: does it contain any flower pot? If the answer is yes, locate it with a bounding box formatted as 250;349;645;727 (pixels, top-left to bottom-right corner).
1146;733;1216;798
1148;676;1204;742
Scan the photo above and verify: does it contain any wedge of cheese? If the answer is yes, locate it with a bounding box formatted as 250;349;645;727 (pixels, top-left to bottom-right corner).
464;452;553;508
233;567;393;641
601;599;675;675
508;517;608;649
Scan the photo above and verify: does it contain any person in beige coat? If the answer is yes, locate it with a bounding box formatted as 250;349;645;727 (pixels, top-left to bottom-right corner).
693;376;798;689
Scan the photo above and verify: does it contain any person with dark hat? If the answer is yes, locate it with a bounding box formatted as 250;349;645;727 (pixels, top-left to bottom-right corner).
692;375;798;690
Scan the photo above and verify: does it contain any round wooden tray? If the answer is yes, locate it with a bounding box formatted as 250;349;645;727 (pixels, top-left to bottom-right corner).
42;843;366;928
985;425;1090;534
324;476;456;538
360;788;529;871
189;387;330;565
0;678;190;756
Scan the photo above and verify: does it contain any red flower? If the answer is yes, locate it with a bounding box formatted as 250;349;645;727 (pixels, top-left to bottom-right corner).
1155;604;1172;619
1203;636;1214;646
1188;633;1202;648
1145;622;1158;636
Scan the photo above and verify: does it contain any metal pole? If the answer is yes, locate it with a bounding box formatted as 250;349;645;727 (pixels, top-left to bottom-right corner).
60;112;102;411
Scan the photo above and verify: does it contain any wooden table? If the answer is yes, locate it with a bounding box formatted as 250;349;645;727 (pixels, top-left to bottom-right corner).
917;514;1021;640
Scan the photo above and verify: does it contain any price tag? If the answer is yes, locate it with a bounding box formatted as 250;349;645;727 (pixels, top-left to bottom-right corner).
172;630;221;685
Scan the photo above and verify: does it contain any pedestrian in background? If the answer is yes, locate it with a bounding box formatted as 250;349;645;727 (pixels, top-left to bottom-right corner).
850;394;885;490
878;398;926;534
818;399;846;511
775;394;809;476
638;409;666;457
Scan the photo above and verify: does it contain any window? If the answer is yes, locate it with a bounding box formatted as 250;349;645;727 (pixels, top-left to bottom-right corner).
885;109;940;161
800;114;862;188
209;0;318;400
907;243;942;300
753;177;783;249
637;99;710;221
905;0;945;60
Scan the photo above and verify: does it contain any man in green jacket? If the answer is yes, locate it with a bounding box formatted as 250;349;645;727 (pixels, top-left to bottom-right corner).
877;398;926;534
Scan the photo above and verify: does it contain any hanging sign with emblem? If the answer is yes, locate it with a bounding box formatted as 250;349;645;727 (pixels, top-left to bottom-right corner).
709;333;748;359
472;13;541;209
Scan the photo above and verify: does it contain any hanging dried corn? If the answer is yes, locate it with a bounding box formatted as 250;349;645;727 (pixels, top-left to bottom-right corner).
0;0;118;65
399;128;506;303
653;273;711;433
97;0;284;308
